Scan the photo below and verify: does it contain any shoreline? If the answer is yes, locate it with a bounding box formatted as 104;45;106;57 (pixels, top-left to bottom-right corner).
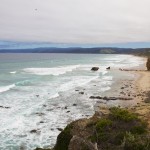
36;56;150;150
94;57;147;114
94;56;150;126
44;60;150;150
131;70;150;127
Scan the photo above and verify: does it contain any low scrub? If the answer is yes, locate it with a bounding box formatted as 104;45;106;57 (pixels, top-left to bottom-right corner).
35;107;150;150
89;107;149;149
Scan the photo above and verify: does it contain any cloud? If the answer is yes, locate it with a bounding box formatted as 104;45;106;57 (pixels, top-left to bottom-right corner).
0;0;150;44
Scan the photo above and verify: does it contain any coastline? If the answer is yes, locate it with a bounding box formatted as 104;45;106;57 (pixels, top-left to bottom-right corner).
94;57;147;113
36;56;150;150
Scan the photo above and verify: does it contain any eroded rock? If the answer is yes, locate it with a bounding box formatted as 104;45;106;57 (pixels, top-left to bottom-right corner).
91;67;99;71
68;135;98;150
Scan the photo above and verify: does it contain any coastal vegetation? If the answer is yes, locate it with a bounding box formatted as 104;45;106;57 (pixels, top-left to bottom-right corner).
36;107;150;150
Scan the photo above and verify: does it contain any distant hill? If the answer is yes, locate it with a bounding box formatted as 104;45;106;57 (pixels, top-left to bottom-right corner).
0;47;150;57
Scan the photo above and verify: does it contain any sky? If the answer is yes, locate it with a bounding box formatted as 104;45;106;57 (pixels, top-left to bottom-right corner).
0;0;150;47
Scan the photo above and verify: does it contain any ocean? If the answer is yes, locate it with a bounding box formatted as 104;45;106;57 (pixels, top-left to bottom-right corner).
0;53;145;149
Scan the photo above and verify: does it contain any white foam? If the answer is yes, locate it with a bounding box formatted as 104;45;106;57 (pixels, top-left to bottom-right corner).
59;76;99;92
23;65;80;76
49;93;59;99
0;84;15;93
10;71;16;74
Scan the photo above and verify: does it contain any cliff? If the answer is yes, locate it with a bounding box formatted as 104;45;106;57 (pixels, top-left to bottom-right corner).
36;107;150;150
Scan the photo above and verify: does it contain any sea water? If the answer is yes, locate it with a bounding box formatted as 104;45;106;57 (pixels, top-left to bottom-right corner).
0;53;145;149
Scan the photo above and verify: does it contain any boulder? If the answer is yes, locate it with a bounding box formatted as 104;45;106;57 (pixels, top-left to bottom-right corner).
91;67;99;71
79;92;84;94
89;96;102;99
106;66;110;70
68;135;98;150
73;104;77;106
57;128;63;132
30;129;38;133
146;57;150;71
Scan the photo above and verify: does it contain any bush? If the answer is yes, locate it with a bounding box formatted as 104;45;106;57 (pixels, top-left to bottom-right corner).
123;132;150;150
130;125;147;135
114;132;126;145
96;119;112;131
110;107;138;122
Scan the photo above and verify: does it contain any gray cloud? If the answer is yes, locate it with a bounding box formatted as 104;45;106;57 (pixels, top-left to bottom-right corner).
0;0;150;44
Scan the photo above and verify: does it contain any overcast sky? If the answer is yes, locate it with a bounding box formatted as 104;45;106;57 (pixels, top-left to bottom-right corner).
0;0;150;44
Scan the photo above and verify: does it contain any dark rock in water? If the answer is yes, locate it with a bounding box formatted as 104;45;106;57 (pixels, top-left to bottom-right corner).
106;66;110;70
64;106;68;109
5;107;10;109
146;57;150;71
79;92;84;94
30;129;37;133
90;96;133;101
89;96;102;99
57;128;63;132
73;104;77;106
40;121;44;123
0;106;11;109
103;96;108;100
67;111;70;113
75;90;79;91
35;112;45;116
46;109;53;111
36;95;39;97
91;67;99;71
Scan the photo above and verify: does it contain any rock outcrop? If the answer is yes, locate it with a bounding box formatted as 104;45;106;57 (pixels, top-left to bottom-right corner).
68;135;98;150
106;66;110;70
89;96;133;101
91;67;99;71
146;57;150;71
35;108;150;150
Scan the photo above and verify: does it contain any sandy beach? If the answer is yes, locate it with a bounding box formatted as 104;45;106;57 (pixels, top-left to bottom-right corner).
51;57;150;150
132;70;150;127
97;58;150;127
95;57;150;121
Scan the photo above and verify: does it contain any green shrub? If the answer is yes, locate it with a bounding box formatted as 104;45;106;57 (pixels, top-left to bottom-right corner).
124;137;150;150
114;132;126;145
96;119;112;131
131;126;147;135
97;132;110;142
110;107;138;122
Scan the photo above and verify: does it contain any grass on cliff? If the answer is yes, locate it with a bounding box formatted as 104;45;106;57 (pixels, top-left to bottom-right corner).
35;107;150;150
89;107;149;150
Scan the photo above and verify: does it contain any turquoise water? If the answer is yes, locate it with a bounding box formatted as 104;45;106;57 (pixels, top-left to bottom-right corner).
0;54;144;149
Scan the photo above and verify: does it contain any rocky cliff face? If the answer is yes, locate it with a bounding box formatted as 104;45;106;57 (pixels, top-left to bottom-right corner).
35;108;150;150
146;57;150;71
53;108;150;150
